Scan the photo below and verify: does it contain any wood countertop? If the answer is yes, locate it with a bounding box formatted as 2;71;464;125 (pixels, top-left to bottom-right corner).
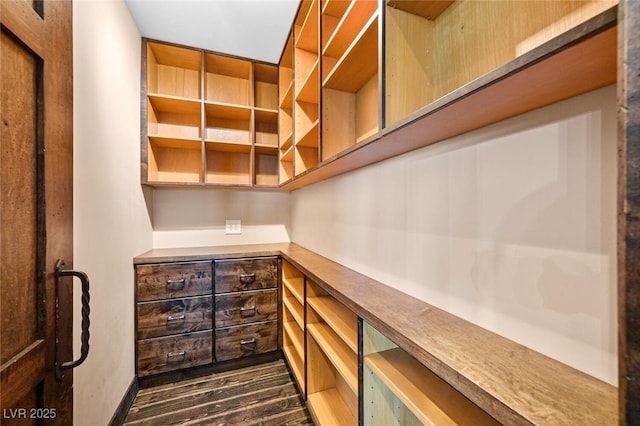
134;243;618;425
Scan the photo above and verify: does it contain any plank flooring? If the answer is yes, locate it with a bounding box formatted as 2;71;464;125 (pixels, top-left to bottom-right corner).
123;359;313;425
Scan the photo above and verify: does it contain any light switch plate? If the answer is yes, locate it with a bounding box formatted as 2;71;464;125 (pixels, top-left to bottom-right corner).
225;219;241;235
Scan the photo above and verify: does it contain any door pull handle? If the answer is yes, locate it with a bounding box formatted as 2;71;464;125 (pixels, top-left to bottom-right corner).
55;259;90;381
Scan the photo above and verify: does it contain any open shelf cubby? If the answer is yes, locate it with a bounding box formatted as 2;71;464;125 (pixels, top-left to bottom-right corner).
282;260;306;391
384;0;617;126
306;279;358;426
322;3;379;161
143;39;281;187
363;321;499;425
146;41;201;100
279;33;295;183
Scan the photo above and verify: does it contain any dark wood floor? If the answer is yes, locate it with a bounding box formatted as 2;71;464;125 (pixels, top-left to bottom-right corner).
123;359;313;425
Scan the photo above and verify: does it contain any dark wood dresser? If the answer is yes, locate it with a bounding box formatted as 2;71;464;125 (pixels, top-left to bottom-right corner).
134;254;280;379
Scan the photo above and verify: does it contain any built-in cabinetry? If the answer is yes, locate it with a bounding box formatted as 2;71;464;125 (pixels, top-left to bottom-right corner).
306;280;358;425
134;256;279;380
281;260;306;390
142;40;279;187
135;261;214;376
133;243;618;424
362;321;497;425
141;1;617;189
213;258;279;361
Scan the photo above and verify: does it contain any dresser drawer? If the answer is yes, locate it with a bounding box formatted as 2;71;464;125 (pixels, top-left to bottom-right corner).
214;289;277;328
137;330;212;377
215;322;278;362
137;261;212;302
214;257;277;293
137;296;212;339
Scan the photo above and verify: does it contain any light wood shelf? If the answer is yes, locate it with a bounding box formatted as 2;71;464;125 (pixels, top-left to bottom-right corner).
323;13;378;92
295;145;319;176
283;317;305;358
280;145;294;162
307;322;358;394
307;388;356;426
296;59;320;104
280;82;293;109
296;119;320;148
296;0;319;53
386;0;454;20
280;132;294;152
204;52;251;106
147;141;202;184
322;0;377;68
283;276;305;305
283;340;305;390
146;41;201;100
307;296;357;353
254;63;278;111
365;348;499;425
283;295;304;328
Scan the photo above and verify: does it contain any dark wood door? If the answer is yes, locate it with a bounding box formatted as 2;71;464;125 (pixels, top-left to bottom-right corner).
1;1;74;424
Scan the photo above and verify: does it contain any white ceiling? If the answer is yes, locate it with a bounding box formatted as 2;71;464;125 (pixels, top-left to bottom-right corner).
124;0;301;64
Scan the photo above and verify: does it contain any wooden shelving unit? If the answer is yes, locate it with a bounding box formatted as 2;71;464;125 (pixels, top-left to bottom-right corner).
306;280;358;425
293;0;320;176
321;0;379;161
384;0;617;126
279;34;295;183
142;40;279;187
281;3;617;190
281;260;306;391
363;321;498;425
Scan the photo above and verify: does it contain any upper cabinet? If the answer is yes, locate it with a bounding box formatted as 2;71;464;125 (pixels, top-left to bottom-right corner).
141;0;618;189
142;41;279;188
384;0;618;126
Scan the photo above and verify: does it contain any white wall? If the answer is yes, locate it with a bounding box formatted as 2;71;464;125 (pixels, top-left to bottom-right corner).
291;85;618;385
152;188;291;248
73;1;153;424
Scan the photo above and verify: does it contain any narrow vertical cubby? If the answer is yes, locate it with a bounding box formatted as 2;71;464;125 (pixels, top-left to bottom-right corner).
145;42;203;184
279;34;295;183
321;0;379;161
384;0;617;127
306;279;358;425
294;0;320;176
254;63;279;186
362;321;499;425
281;260;306;391
204;53;253;185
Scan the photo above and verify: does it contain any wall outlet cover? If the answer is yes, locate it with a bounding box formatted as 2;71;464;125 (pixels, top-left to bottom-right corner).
226;220;241;234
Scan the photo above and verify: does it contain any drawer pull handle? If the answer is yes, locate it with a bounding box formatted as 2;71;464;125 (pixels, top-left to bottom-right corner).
167;314;186;322
167;351;186;359
240;338;256;345
239;273;256;284
240;305;256;314
166;278;186;291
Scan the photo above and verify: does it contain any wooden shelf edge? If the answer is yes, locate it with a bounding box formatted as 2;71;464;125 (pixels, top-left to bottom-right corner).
283;320;305;357
307;389;356;426
283;296;304;328
307;296;357;353
365;349;499;425
283;276;305;304
307;322;358;394
283;344;305;389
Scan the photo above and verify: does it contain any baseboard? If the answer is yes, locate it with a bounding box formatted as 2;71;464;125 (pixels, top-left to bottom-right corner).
108;377;138;426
